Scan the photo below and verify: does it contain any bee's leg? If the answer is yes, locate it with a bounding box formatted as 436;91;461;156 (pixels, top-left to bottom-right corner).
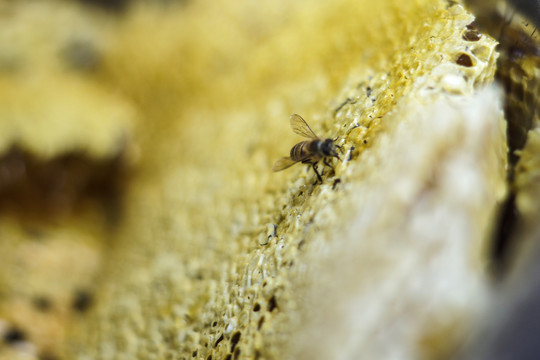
332;137;345;153
323;158;335;172
312;163;323;184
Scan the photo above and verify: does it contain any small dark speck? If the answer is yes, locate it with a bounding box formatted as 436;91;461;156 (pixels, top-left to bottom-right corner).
347;146;356;161
3;327;26;344
366;86;372;97
163;333;173;343
332;178;341;190
214;334;224;347
192;350;198;357
456;53;473;67
224;354;232;360
33;296;53;312
267;295;277;312
72;289;93;312
212;321;218;327
253;303;261;312
207;356;212;360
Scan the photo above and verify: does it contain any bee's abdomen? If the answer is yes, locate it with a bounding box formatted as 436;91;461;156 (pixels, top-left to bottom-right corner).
290;140;322;162
290;142;307;161
289;141;309;162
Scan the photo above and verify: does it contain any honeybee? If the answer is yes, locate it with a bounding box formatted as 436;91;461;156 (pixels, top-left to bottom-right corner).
272;114;341;183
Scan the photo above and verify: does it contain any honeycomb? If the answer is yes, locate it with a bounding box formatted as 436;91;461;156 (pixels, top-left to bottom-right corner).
68;1;502;359
0;0;514;359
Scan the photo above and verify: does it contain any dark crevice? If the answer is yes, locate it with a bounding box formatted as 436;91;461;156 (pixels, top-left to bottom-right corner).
489;192;520;277
0;146;128;223
3;326;26;344
72;289;94;313
230;332;241;352
214;334;224;348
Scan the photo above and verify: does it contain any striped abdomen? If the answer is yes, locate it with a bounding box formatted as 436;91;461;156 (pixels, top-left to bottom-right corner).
290;140;322;163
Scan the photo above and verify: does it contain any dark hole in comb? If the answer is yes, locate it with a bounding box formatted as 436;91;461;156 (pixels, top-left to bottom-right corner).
234;347;241;359
267;295;277;312
214;334;224;347
33;296;53;312
3;327;26;344
463;28;482;41
257;316;265;330
230;331;241;352
456;53;473;67
72;289;94;313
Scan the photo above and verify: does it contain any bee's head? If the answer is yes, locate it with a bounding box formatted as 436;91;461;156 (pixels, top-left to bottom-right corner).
322;138;340;158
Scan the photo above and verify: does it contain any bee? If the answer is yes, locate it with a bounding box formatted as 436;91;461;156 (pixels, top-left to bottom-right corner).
272;114;341;183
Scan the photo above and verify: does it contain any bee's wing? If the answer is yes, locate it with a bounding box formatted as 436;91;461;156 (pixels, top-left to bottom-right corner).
290;114;318;139
272;157;298;172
